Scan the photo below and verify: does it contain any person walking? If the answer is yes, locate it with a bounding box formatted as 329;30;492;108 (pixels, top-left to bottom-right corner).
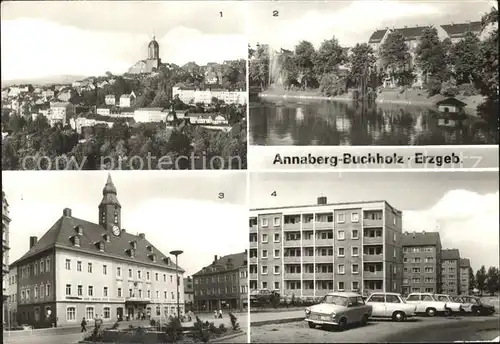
213;310;217;319
81;317;87;332
218;309;223;319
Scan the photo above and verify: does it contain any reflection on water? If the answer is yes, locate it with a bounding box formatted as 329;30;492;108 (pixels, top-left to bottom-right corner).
249;99;499;146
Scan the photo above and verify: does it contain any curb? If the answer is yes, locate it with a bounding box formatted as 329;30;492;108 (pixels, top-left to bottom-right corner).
250;317;304;327
210;331;246;343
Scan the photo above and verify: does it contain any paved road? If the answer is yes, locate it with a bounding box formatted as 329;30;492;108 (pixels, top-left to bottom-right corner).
3;312;248;344
250;316;499;343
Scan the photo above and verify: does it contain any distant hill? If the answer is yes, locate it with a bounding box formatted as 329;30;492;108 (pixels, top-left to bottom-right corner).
1;75;89;88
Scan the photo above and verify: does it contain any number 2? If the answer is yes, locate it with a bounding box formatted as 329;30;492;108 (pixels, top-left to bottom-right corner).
273;10;279;17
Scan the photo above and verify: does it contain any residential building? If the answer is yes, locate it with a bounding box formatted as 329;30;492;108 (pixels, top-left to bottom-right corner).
441;249;461;295
440;21;482;43
460;258;471;295
184;277;194;311
6;267;18;328
401;231;442;295
172;86;247;105
192;252;248;311
249;198;403;298
133;108;168;123
119;91;136;108
69;117;114;134
3;190;12;327
46;102;75;127
10;175;185;328
105;95;116;106
41;89;55;99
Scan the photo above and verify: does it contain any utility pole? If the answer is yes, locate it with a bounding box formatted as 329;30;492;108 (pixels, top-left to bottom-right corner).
170;250;183;320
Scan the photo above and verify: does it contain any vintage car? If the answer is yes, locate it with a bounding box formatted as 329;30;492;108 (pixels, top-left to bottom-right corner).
450;296;474;313
461;296;496;316
250;289;278;306
304;292;372;331
434;294;463;313
365;292;417;321
405;293;451;316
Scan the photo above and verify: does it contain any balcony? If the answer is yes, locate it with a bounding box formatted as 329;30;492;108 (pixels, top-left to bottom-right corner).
283;272;301;280
363;271;384;279
249;257;258;264
303;272;314;280
315;239;334;246
363;218;383;228
249;273;258;280
315;221;333;230
363;236;383;245
283;256;301;263
315;255;333;264
284;240;301;247
302;239;314;247
302;256;314;263
302;222;314;230
283;222;301;231
249;224;257;233
363;254;383;262
315;272;334;280
249;241;257;248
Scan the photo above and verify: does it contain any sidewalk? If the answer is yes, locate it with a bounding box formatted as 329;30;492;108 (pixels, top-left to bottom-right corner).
250;310;304;326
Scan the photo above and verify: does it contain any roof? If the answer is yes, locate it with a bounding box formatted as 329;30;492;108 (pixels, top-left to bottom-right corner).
460;258;471;268
369;29;388;43
251;200;400;213
326;292;361;297
135;108;164;112
401;231;441;247
192;252;246;276
50;102;71;108
436;97;467;107
442;249;460;260
441;22;482;36
393;26;431;40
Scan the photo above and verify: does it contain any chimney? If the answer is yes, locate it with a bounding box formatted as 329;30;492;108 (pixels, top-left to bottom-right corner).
214;255;218;262
63;208;72;217
317;196;327;205
29;236;38;249
139;233;145;239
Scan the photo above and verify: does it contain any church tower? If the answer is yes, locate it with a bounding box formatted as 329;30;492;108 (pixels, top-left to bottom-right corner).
98;174;121;229
148;34;160;60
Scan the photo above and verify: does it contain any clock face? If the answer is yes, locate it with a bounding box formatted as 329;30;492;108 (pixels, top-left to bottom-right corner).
112;225;121;236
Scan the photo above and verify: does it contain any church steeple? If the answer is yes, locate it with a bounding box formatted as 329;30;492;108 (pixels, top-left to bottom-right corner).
148;33;160;60
99;174;121;229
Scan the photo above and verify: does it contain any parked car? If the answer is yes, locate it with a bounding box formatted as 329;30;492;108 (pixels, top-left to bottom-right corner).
305;292;372;331
461;296;496;316
433;294;463;313
404;293;451;316
365;292;417;321
250;289;277;306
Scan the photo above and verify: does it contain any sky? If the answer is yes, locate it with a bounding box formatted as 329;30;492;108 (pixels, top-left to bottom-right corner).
249;172;499;271
247;0;497;50
2;171;248;276
1;1;247;81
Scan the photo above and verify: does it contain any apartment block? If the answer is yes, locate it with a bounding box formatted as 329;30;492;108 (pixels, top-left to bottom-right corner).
249;197;403;298
441;249;461;295
460;258;471;295
3;190;11;327
401;231;442;295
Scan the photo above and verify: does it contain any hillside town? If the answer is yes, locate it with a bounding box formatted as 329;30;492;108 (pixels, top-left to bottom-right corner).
1;35;247;170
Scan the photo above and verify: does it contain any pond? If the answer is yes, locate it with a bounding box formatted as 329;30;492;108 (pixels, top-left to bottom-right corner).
249;99;498;146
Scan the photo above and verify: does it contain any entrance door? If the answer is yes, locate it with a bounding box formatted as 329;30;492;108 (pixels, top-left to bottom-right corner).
127;307;134;319
117;307;123;320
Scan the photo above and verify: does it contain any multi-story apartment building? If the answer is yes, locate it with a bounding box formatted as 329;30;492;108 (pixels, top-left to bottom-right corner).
460;258;471;295
249;197;403;298
3;190;12;327
6;267;18;328
441;249;461;295
401;231;442;295
184;277;194;311
9;175;185;328
192;252;248;311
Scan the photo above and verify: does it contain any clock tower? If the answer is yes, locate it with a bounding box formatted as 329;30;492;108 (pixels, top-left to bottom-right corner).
99;174;121;230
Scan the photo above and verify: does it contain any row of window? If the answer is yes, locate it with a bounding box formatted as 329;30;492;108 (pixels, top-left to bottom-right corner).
403;278;435;284
20;283;51;302
19;257;51;280
65;284;178;299
405;287;435;293
194;285;247;296
66;306;111;321
193;272;242;285
403;257;435;263
260;263;363;275
260;211;389;228
255;280;362;292
404;267;434;273
403;247;435;253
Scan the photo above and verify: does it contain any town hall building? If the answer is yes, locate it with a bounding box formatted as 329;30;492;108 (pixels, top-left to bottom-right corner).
9;175;185;328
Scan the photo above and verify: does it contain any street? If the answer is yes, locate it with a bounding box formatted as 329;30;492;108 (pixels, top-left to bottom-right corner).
3;312;248;344
250;316;500;343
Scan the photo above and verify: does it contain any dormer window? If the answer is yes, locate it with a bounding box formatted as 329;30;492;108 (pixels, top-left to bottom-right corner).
147;245;153;253
129;249;135;258
102;234;110;243
130;241;137;250
163;257;170;264
74;225;83;236
99;242;104;252
73;236;80;247
149;254;157;262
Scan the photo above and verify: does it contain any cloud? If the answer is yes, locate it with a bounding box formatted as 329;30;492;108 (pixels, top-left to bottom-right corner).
403;190;499;271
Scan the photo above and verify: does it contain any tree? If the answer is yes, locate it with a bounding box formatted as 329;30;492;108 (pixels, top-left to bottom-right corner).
379;31;412;86
477;7;499;102
476;265;487;295
486;266;499;296
249;44;270;89
348;43;376;88
294;40;316;89
313;36;344;76
468;267;475;293
415;27;448;84
451;31;481;85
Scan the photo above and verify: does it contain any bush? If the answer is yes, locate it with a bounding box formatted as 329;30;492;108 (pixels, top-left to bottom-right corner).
84;323;105;342
219;323;227;333
458;83;479;96
228;312;240;331
440;80;459;97
165;316;182;342
194;316;210;343
319;73;347;97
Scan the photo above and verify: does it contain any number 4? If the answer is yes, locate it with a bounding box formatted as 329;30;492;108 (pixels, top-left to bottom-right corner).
271;191;277;197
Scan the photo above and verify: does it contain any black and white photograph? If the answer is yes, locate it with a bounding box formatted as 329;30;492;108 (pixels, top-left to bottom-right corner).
248;1;499;146
248;171;499;342
2;171;248;343
1;1;247;170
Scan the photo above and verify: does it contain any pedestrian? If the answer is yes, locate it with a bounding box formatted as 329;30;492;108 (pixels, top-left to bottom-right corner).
81;317;87;332
218;309;223;319
213;310;217;319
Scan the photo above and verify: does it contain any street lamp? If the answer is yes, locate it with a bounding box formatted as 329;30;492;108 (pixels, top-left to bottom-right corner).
170;250;183;320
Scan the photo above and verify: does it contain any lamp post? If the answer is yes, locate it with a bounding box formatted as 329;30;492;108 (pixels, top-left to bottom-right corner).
170;250;183;320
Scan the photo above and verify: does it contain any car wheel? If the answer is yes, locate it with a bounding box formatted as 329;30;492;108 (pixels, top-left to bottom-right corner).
360;314;368;326
337;318;347;332
308;322;315;329
475;308;482;316
392;311;405;322
444;308;452;317
426;308;436;317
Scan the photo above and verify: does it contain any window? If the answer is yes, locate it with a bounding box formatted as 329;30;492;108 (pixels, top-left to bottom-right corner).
393;249;396;258
337;230;345;240
352;264;359;274
104;287;108;297
422;295;434;301
338;281;345;290
393;233;396;242
46;284;51;296
155;273;159;281
406;295;420;301
368;294;385;302
337;264;345;274
67;307;76;321
352;247;359;256
274;249;280;258
274;233;280;242
117;267;121;277
337;247;345;257
77;285;83;296
274;265;280;274
352;281;359;290
86;307;94;320
117;288;122;297
129;269;132;278
66;284;71;295
425;267;434;273
386;294;401;303
88;286;93;296
138;270;142;279
351;230;359;239
65;259;71;270
147;290;151;298
274;281;280;290
337;213;345;223
261;250;268;258
103;265;107;275
77;261;82;272
34;286;38;299
88;263;92;273
262;266;268;274
262;281;268;289
351;213;359;222
261;234;268;243
273;217;280;226
261;218;268;227
103;307;110;319
146;272;150;280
